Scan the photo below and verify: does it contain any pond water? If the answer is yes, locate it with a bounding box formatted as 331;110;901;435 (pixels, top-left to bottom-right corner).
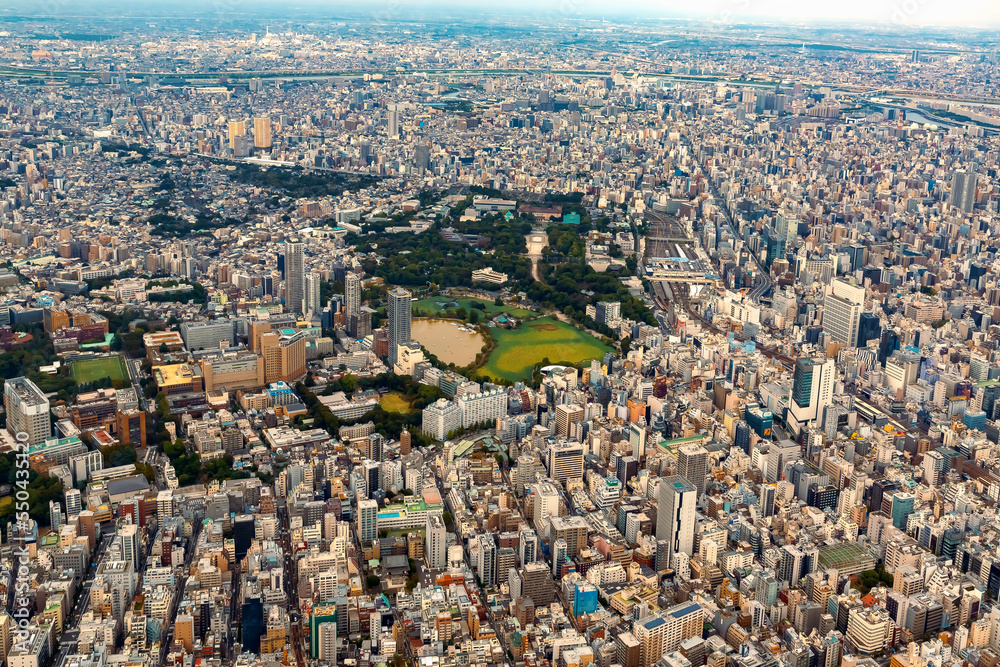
411;318;486;367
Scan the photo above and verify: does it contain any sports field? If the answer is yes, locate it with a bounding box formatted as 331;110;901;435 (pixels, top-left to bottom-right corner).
482;318;612;382
70;356;129;384
380;392;413;413
412;297;536;320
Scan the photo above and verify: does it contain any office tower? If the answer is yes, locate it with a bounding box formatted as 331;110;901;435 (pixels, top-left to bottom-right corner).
387;288;412;368
734;420;752;455
824;280;865;348
656;476;697;567
253;116;271;148
119;523;138;565
415;143;430;172
304;273;321;315
241;583;264;654
345;272;361;317
787;357;836;435
857;312;881;347
4;377;50;446
951;169;978;213
363;460;380;498
283;241;305;315
554;404;585;438
233;515;255;560
387;104;399;137
49;500;63;532
548;442;584;485
923;450;947;486
551;538;567;578
519;529;537;566
357;499;378;544
228;120;245;149
759;484;776;517
426;514;446;568
890;493;915;530
475;534;496;587
677;444;709;497
400;428;411;455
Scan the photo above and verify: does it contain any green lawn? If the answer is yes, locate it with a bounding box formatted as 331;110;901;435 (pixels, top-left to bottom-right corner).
412;297;537;321
482;318;612;382
70;356;129;384
380;392;413;413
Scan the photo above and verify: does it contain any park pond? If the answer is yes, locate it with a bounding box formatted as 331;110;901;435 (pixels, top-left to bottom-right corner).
411;318;486;366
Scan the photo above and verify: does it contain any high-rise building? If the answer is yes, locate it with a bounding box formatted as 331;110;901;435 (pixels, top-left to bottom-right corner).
241;583;264;654
344;272;361;317
283;241;305;315
254;117;271;148
787;357;836;435
759;484;776;517
118;523;138;565
475;534;496;587
387;288;412;368
233;515;255;560
387;104;399;138
824;280;865;348
414;144;430;172
548;515;589;558
951;169;978;213
228;120;246;150
426;514;447;568
656;476;696;567
65;489;81;518
358;499;378;544
547;442;584;485
400;428;411;455
923;449;947;486
734;420;752;455
4;377;50;446
677;444;709;497
304;273;322;315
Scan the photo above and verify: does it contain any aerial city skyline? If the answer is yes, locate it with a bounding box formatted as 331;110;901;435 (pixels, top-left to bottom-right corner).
0;8;996;667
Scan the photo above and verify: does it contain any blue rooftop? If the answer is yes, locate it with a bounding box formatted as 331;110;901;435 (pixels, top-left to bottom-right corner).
642;617;666;629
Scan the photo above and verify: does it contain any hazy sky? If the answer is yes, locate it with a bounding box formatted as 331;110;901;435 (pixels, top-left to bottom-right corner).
8;0;1000;28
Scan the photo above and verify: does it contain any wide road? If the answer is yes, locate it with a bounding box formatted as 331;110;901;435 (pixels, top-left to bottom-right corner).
54;533;114;667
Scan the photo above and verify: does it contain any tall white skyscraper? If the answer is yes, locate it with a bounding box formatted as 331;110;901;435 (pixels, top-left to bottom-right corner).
345;272;361;317
304;273;321;315
426;514;447;569
4;377;50;446
824;279;865;348
119;523;139;565
787;357;836;435
283;241;305;315
951;169;978;213
655;476;696;568
357;499;378;544
387;287;412;368
387;104;399;138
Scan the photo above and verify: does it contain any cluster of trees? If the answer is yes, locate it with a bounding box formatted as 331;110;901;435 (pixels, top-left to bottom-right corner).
0;454;64;526
532;264;656;326
348;215;532;289
0;325;77;401
858;565;894;592
149;213;232;238
227;164;379;199
547;224;587;258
